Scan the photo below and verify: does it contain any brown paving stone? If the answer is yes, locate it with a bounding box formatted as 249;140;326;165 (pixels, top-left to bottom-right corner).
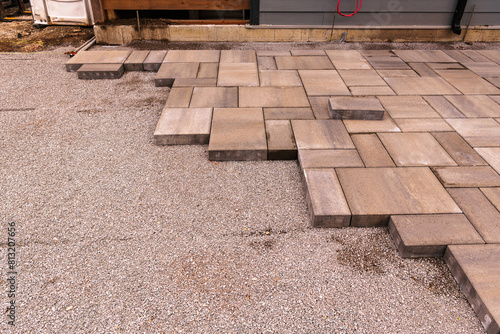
299;70;350;96
257;56;277;70
349;86;396;96
264;108;314;120
408;63;438;77
155;62;199;87
425;63;464;70
77;64;124;80
190;87;238;108
388;214;484;258
220;50;256;63
444;244;500;334
343;112;400;133
423;96;465;118
445;95;500;118
446;118;500;147
461;50;493;62
337;69;386;86
239;87;309;108
336;167;462;226
490;95;500;105
394;118;454;132
302;168;351;228
379;133;456;167
172;78;217;87
393;50;457;63
265;120;297;160
328;97;384;120
309;97;330;120
384;76;461;95
275;56;334;70
154;108;212;145
476;148;500;174
487;77;500;89
291;120;354;150
351;134;395;167
291;50;326;56
360;53;410;70
435;69;500;95
432;166;500;188
481;187;500;212
298;149;363;169
378;96;441;119
217;63;259;87
259;70;302;87
163;50;220;63
143;51;167;72
165;87;193;108
447;188;500;244
478;50;500;63
65;50;131;71
208;108;267;161
124;50;150;71
256;50;290;57
432;132;487;166
443;50;474;63
197;63;218;78
325;50;371;70
377;70;418;77
462;62;500;78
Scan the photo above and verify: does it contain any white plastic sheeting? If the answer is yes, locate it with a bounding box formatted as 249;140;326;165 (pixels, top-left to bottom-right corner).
29;0;93;25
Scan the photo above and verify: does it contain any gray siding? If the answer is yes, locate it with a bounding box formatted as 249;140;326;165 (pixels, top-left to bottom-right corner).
260;0;500;26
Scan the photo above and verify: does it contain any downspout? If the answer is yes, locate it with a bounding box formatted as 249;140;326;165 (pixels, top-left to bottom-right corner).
451;0;468;35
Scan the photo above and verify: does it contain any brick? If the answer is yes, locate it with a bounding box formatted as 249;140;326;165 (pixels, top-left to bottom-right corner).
351;134;395;167
124;50;150;71
154;108;212;145
299;70;350;96
432;132;487;166
328;97;384;120
190;87;238;108
291;120;354;150
143;51;167;72
77;64;124;80
432;166;500;188
265;120;297;160
298;150;363;169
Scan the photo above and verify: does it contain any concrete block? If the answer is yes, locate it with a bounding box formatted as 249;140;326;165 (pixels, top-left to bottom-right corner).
265;120;297;160
154;108;212;145
155;62;199;87
124;50;150;71
143;51;167;72
77;64;124;80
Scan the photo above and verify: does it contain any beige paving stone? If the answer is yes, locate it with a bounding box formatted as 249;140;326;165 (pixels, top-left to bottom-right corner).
165;87;193;108
218;63;259;87
478;50;500;63
124;50;150;71
220;50;256;63
384;76;461;95
190;87;238;108
197;63;218;78
154;108;212;145
408;62;438;77
378;96;441;119
298;149;363;169
325;50;371;70
446;118;500;147
172;78;217;87
163;50;220;63
425;62;464;70
309;97;330;119
435;69;500;95
328;97;384;120
395;118;454;132
462;62;500;78
259;70;302;86
379;133;457;167
461;50;493;62
256;50;290;57
445;95;500;118
351;134;395;167
481;187;500;212
143;51;167;72
299;70;350;96
444;244;500;334
490;95;500;105
448;188;500;243
291;50;326;56
393;50;457;63
360;55;410;70
343;112;400;133
389;214;484;258
337;69;386;86
291;120;354;150
423;96;465;118
265;120;297;160
209;108;267;161
302;168;351;228
239;87;309;108
257;56;277;70
432;132;487;166
433;166;500;188
444;50;475;63
264;108;314;120
65;50;131;71
377;70;418;77
336;167;462;226
275;56;334;70
475;148;500;174
349;86;396;96
155;62;199;87
487;77;500;89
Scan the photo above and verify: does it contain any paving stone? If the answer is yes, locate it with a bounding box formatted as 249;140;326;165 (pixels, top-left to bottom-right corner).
378;96;441;119
77;64;124;80
343;112;401;133
143;51;167;72
124;50;150;71
377;70;418;77
425;62;464;70
487;77;500;89
256;50;290;57
461;50;493;62
264;108;314;120
361;55;410;70
491;95;500;105
337;69;386;86
65;50;131;71
476;148;500;174
165;87;193;108
257;56;277;70
445;95;500;118
259;70;302;86
325;50;371;70
408;62;437;77
217;63;259;87
190;87;238;108
481;187;500;212
444;244;500;334
154;108;212;145
433;166;500;188
394;118;454;132
155;62;199;87
432;132;487;166
265;120;297;160
239;87;309;108
302;168;351;228
309;97;330;120
291;50;326;56
446;118;500;147
435;69;500;95
336;167;462;226
298;149;363;169
448;188;500;244
393;50;457;63
351;134;395;167
349;86;396;96
208;108;267;161
378;133;456;167
388;214;484;258
422;96;465;118
197;63;218;78
384;76;461;95
299;70;351;96
172;78;217;87
163;50;220;63
291;120;354;150
460;62;500;78
444;50;475;63
478;50;500;63
220;50;256;63
328;97;384;120
275;56;334;70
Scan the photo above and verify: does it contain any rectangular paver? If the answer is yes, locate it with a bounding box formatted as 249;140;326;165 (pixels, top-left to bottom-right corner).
298;150;363;169
423;96;465;118
432;132;487;166
275;56;334;70
220;50;256;63
291;120;354;150
408;63;438;77
257;56;277;70
337;69;386;86
351;134;395;167
239;87;309;108
259;70;302;86
124;50;150;71
77;64;124;80
343;112;401;133
481;187;500;212
154;108;212;145
445;95;500;118
393;50;457;63
172;78;217;87
265;120;297;160
435;69;500;95
299;70;351;96
264;108;314;120
65;50;131;71
384;77;461;95
164;50;220;63
190;87;238;108
155;62;199;87
197;63;219;78
143;51;167;72
218;63;259;87
325;50;371;70
446;118;500;147
378;96;441;119
432;166;500;188
394;119;454;132
328;97;384;120
165;87;193;108
349;86;396;96
476;148;500;174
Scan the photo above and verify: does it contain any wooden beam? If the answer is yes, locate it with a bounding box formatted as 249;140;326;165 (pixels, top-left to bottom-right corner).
101;0;250;11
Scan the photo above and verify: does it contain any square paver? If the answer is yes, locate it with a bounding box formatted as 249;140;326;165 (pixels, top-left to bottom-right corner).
328;97;384;120
299;70;351;96
446;118;500;147
265;120;297;160
476;148;500;174
77;64;124;80
143;51;167;72
343;112;401;133
218;63;259;87
435;69;500;95
275;56;334;70
393;50;457;63
190;87;238;108
208;108;267;161
163;50;220;63
378;133;456;167
388;214;484;258
259;70;302;86
291;120;354;150
154;108;212;145
432;166;500;188
239;87;309;108
65;50;131;71
298;150;363;169
378;96;441;119
432;132;487;166
155;62;199;87
351;134;395;167
445;95;500;118
394;119;454;132
384;77;461;95
264;108;314;120
325;50;371;70
124;50;150;71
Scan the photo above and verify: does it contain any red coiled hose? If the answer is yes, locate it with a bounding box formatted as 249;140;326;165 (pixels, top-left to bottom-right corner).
337;0;363;17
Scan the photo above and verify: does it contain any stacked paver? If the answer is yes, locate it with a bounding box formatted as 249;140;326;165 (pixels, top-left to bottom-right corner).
66;49;500;334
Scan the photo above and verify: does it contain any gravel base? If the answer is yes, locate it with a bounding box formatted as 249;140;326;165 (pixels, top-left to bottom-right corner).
0;47;485;333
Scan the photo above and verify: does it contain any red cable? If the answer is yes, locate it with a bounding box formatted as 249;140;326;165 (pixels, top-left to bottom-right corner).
337;0;362;17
